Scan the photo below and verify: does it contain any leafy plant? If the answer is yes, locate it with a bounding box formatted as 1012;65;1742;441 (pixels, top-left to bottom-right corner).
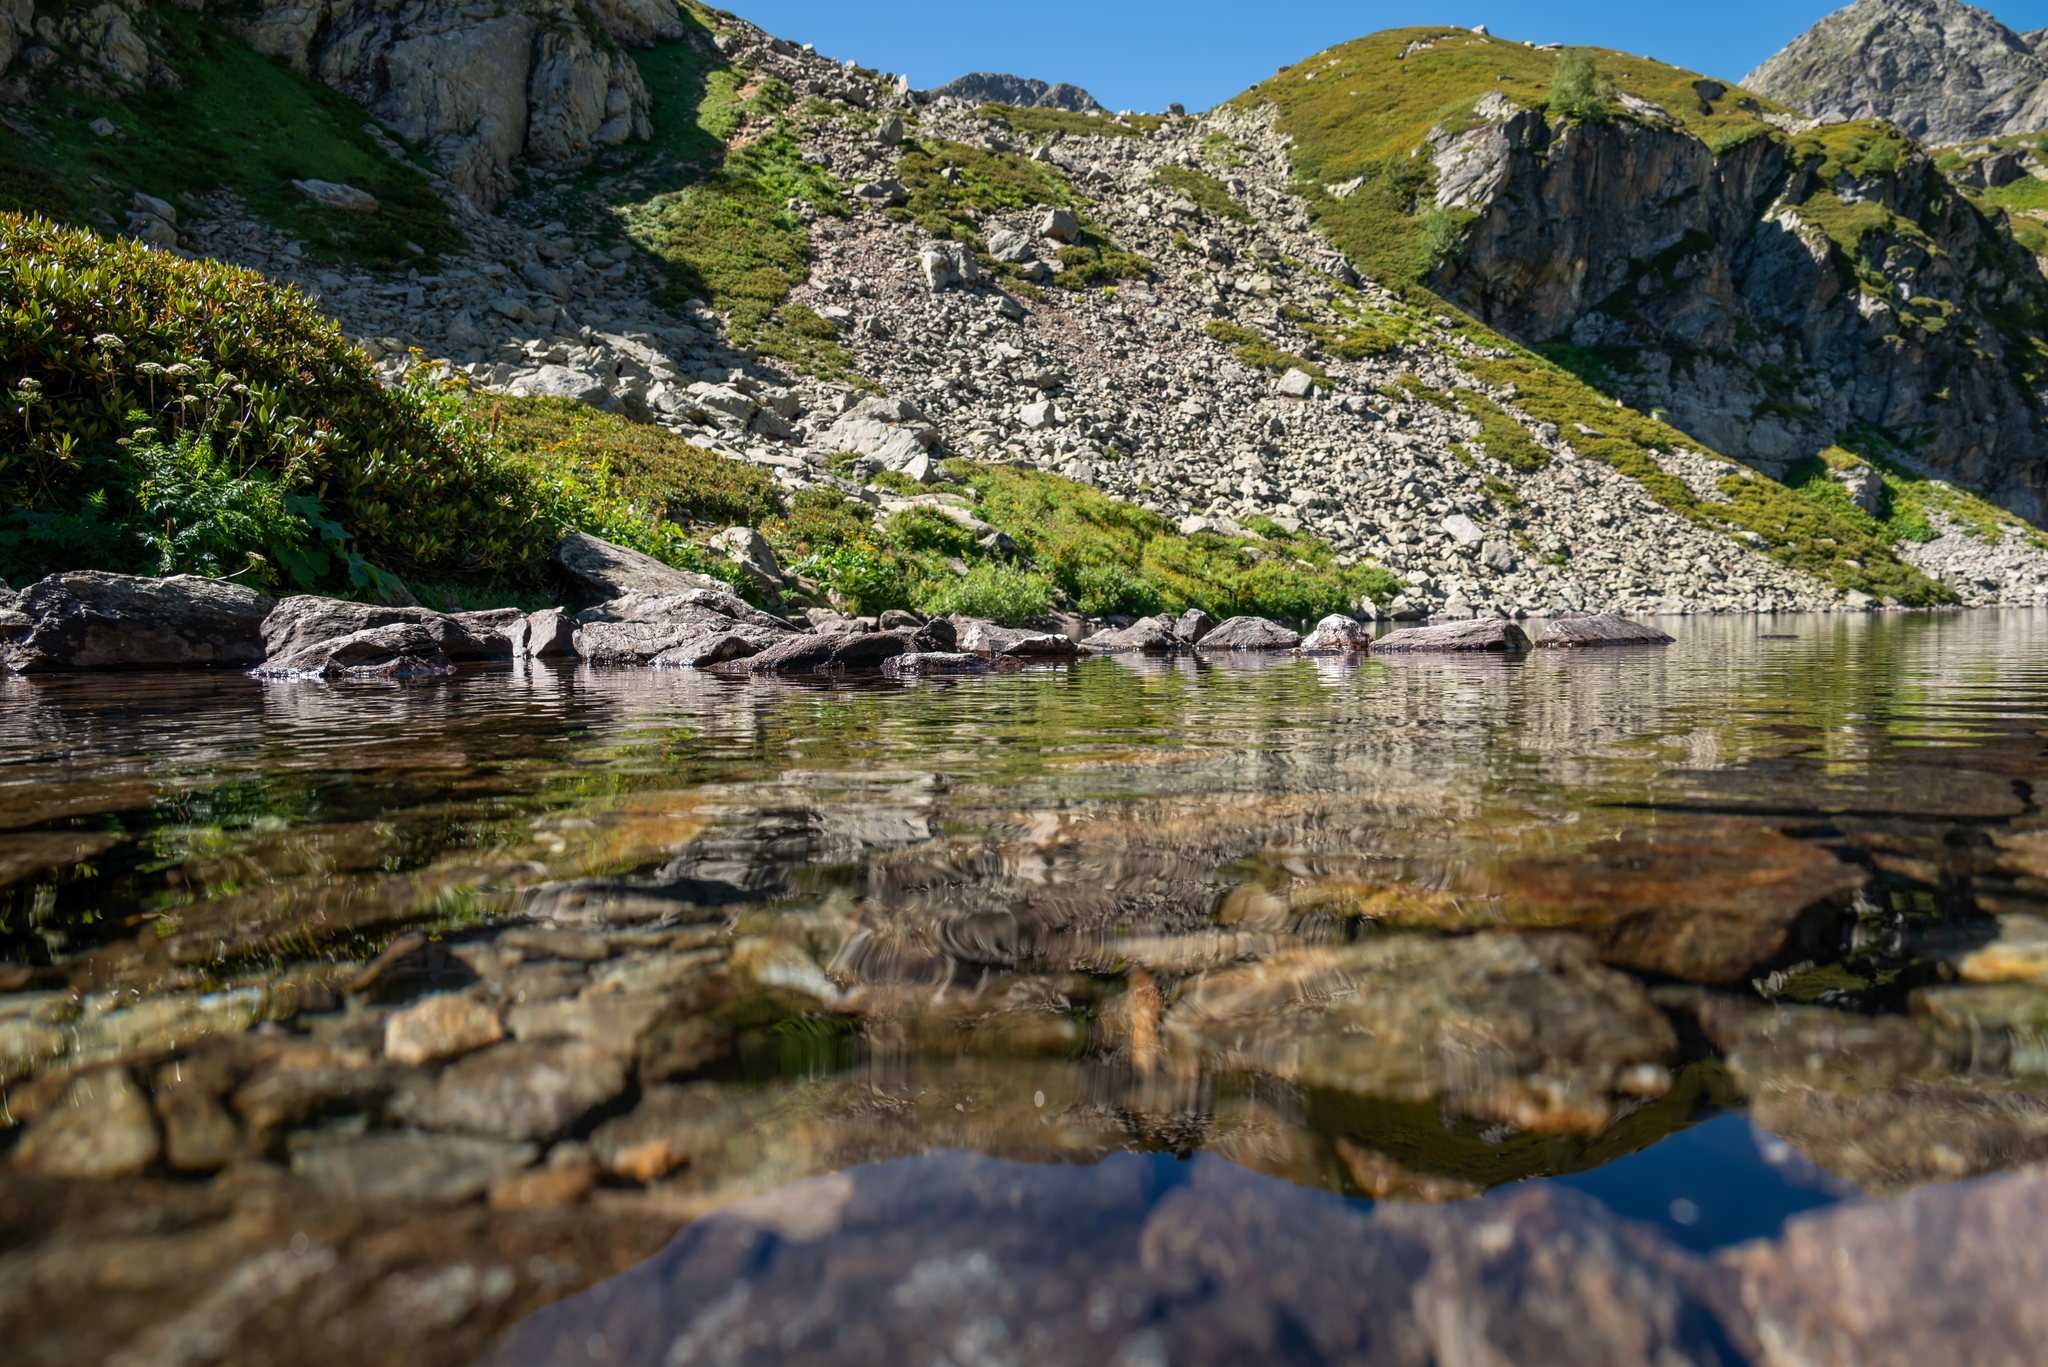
914;563;1055;624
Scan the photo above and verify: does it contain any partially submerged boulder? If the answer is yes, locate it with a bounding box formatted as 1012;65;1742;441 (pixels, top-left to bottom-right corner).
1534;613;1675;648
260;595;501;662
1373;618;1531;653
1297;614;1373;652
721;620;955;674
508;608;578;659
254;622;456;679
957;620;1081;658
1196;616;1302;651
881;652;1004;677
570;591;794;665
3;573;273;673
1085;614;1184;654
550;531;723;610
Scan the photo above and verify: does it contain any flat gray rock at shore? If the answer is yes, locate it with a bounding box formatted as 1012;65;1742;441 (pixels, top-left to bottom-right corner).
3;572;273;673
1534;613;1675;648
1197;616;1302;651
1374;618;1532;653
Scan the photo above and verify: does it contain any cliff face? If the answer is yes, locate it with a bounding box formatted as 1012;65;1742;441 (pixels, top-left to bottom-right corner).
1744;0;2048;146
1425;99;2048;518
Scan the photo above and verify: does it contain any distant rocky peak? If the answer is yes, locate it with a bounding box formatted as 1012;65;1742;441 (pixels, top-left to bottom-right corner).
922;72;1105;112
1744;0;2048;145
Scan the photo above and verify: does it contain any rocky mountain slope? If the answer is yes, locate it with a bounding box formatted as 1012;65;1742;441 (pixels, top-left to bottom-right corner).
7;2;2048;616
1745;0;2048;146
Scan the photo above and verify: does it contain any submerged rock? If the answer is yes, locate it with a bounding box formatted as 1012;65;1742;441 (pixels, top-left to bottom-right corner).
11;1066;161;1177
292;1130;538;1203
2;572;272;673
1682;995;2048;1193
1164;932;1676;1132
1374;618;1532;652
1196;615;1302;650
393;1038;628;1142
1533;612;1675;647
384;992;506;1066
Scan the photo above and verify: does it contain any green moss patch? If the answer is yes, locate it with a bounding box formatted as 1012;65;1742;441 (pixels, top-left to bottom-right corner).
1151;165;1252;222
973;104;1165;140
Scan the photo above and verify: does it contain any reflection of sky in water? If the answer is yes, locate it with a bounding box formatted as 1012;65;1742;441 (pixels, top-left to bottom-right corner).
485;1132;1852;1366
1546;1111;1854;1251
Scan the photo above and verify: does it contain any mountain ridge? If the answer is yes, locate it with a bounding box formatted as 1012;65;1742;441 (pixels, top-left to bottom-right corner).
1745;0;2048;145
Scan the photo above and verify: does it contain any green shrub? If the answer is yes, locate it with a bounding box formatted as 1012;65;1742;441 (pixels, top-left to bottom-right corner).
488;396;784;528
884;506;980;557
914;563;1055;624
1549;49;1615;122
790;538;909;614
1066;561;1164;617
0;215;544;583
766;488;873;562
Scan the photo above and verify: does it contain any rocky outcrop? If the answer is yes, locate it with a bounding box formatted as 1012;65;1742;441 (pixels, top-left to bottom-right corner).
229;0;668;209
2;573;273;673
1430;94;2048;517
1744;0;2048;146
549;531;725;609
923;72;1104;112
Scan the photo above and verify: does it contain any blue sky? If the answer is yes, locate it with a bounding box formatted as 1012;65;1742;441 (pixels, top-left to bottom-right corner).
738;0;2048;113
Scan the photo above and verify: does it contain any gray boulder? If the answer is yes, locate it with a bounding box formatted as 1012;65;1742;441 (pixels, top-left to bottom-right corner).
571;592;792;665
1297;614;1373;652
1197;616;1302;651
509;608;579;658
1533;613;1675;648
1374;618;1532;653
1085;614;1183;653
260;595;500;662
1040;207;1081;244
254;622;456;679
2;573;273;673
449;607;527;655
957;620;1080;657
508;364;619;413
1175;608;1218;643
986;228;1036;264
722;620;955;674
550;531;723;609
881;652;1000;676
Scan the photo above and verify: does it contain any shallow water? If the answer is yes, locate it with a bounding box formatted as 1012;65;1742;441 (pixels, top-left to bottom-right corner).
6;610;2048;1364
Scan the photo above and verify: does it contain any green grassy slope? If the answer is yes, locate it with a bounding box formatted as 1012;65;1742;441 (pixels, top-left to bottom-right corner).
0;3;459;270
